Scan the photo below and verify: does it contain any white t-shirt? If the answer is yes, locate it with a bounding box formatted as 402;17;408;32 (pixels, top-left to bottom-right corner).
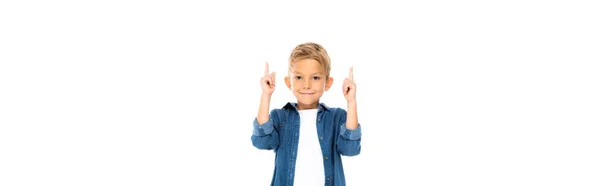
293;109;325;185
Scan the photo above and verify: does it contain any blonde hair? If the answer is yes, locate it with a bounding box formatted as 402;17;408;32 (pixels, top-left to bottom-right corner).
288;42;331;77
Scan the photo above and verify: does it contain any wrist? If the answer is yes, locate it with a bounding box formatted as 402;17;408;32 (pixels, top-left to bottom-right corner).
347;100;357;105
261;93;272;99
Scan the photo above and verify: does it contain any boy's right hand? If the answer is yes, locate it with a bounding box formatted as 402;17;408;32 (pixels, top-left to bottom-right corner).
261;62;276;96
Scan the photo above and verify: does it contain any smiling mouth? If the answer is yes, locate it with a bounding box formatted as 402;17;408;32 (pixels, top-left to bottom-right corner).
300;92;316;95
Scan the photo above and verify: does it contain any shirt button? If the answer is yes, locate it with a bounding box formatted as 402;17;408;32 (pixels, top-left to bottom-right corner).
320;136;323;140
324;156;328;160
326;177;330;181
317;118;321;122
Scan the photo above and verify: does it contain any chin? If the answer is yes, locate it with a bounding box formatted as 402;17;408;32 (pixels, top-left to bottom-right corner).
295;97;320;106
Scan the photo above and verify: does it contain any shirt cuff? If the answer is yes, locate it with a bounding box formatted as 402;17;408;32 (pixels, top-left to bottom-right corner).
340;124;361;140
253;118;275;136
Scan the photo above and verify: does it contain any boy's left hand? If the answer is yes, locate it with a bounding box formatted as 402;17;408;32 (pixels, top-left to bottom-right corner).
343;67;356;103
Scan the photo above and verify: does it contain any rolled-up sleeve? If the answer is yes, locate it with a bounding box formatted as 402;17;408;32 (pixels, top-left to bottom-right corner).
251;111;280;150
253;118;275;136
336;109;362;156
339;124;362;140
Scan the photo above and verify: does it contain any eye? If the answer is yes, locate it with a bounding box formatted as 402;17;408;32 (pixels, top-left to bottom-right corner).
312;76;321;80
294;76;302;80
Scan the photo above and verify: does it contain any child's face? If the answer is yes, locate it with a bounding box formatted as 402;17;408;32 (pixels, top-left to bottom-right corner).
285;59;333;107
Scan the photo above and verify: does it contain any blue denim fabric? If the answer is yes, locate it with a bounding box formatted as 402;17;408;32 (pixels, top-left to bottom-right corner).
251;102;362;186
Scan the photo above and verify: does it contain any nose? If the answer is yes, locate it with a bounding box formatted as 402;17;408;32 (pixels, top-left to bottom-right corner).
303;79;311;89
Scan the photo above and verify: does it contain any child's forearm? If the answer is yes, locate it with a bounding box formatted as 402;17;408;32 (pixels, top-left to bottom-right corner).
257;93;271;125
346;100;358;130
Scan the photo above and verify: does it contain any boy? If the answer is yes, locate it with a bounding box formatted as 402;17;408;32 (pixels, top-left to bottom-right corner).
251;42;362;186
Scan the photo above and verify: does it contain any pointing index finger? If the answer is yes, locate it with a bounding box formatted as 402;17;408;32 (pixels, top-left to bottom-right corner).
349;66;354;80
265;62;269;76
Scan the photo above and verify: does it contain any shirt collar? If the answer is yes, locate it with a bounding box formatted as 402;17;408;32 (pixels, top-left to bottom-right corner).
283;102;330;112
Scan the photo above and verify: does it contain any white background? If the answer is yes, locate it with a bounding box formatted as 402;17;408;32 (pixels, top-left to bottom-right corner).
1;1;599;185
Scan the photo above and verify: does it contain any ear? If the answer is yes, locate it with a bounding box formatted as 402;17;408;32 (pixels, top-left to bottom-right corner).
324;77;334;91
285;76;292;90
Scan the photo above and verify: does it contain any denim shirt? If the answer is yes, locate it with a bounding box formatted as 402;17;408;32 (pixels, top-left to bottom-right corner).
251;102;362;186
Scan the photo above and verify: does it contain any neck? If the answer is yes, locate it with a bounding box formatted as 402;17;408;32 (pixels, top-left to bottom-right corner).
297;101;319;110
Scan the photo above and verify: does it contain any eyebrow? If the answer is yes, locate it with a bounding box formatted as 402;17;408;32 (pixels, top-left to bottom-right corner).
293;71;323;76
